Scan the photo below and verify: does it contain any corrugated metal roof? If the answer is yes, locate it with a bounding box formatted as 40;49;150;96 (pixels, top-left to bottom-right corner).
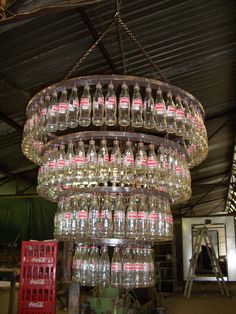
0;0;235;215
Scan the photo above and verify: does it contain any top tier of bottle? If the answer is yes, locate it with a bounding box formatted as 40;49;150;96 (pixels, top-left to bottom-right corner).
22;76;208;169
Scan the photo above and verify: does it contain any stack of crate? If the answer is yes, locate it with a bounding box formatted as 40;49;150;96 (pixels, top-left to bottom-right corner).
18;240;58;314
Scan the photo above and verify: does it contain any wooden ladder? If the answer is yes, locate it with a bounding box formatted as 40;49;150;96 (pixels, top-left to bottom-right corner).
184;227;230;298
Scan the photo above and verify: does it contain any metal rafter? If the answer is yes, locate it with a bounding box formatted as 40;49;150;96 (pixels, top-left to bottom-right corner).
0;109;23;132
79;7;116;72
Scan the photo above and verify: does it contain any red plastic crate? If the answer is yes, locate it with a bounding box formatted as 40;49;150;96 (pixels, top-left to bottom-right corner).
20;241;58;265
19;286;56;309
18;241;58;314
19;310;55;314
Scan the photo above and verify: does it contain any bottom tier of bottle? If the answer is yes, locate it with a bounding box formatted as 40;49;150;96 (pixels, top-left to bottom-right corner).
72;245;155;288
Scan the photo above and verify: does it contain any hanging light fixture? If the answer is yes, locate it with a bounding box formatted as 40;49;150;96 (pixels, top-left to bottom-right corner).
21;7;208;288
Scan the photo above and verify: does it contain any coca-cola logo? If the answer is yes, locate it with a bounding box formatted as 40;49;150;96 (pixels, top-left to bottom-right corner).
28;302;43;308
29;279;45;285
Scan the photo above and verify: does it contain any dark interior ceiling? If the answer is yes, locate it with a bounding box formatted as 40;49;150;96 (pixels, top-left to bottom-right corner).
0;0;235;216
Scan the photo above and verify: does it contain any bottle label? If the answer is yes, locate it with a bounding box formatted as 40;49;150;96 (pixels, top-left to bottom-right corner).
149;213;158;220
187;113;193;121
40;108;47;116
192;116;199;127
64;212;72;220
98;154;109;164
73;99;79;108
51;105;59;113
135;156;147;166
127;211;137;219
123;155;134;165
166;105;176;115
114;211;125;219
119;97;130;109
49;161;56;169
98;97;104;104
80;98;90;110
123;263;133;271
111;262;122;272
76;211;88;219
143;262;150;271
57;159;65;168
175;165;182;174
147;158;157;168
155;102;165;112
74;156;85;165
138;211;147;219
59;102;68;113
105;97;116;109
176;109;185;119
163;161;169;169
132;98;142;110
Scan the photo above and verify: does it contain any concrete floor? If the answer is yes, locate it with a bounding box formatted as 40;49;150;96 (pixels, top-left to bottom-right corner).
57;283;236;314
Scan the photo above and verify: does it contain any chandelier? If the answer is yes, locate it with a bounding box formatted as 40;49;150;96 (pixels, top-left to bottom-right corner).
21;9;208;289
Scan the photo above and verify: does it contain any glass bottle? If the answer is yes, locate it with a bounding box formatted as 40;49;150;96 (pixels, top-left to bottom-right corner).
88;194;100;238
80;245;90;286
64;141;74;188
175;95;186;137
147;144;159;188
88;245;100;287
62;197;72;240
126;195;137;239
56;144;66;186
73;140;86;187
86;139;97;187
99;246;110;288
123;247;134;288
183;99;193;140
118;82;130;126
71;197;78;240
110;139;122;186
111;246;122;287
143;85;155;129
97;139;109;186
76;195;89;238
105;82;117;126
100;194;112;238
131;83;143;128
133;247;142;288
165;91;176;134
148;196;158;241
67;86;79;128
135;142;147;187
72;246;81;282
137;195;149;240
157;197;165;240
46;91;58;133
39;96;49;134
154;87;166;131
122;140;135;186
79;83;91;127
113;194;125;238
58;88;68;131
92;82;104;126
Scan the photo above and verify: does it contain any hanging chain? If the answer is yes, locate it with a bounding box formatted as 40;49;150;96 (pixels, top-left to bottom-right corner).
115;12;169;83
64;17;117;80
64;8;169;83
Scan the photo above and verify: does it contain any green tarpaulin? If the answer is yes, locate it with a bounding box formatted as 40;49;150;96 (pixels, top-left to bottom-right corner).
0;197;56;243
